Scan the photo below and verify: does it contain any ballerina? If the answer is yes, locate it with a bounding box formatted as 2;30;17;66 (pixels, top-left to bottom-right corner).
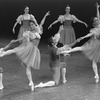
61;3;100;83
48;5;88;45
12;6;38;42
0;21;41;91
0;11;50;91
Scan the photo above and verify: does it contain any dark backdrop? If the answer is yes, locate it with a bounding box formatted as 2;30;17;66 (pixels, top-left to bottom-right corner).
0;0;99;45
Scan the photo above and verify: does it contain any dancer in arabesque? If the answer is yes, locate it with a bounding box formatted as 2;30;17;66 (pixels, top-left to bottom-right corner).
0;11;50;91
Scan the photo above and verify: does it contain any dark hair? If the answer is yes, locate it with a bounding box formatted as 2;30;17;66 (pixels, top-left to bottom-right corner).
24;6;29;10
29;20;36;26
66;5;70;9
48;36;53;47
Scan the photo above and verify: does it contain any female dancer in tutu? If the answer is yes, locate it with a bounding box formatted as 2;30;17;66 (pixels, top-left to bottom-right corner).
0;11;50;91
48;5;88;45
61;3;100;83
12;6;38;42
0;21;41;91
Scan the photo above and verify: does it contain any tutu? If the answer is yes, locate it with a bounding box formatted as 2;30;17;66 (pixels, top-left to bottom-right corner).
82;37;100;63
14;41;40;69
60;20;76;45
13;30;41;69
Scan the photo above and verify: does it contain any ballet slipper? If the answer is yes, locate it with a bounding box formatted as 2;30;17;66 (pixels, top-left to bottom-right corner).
0;84;4;90
29;81;33;86
62;79;67;84
31;82;34;91
35;82;44;88
94;75;99;83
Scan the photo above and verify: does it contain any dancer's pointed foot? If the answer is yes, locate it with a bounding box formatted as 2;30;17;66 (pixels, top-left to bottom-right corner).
31;83;34;91
35;82;44;88
94;75;99;83
29;81;33;86
29;81;34;91
0;84;4;90
62;79;67;84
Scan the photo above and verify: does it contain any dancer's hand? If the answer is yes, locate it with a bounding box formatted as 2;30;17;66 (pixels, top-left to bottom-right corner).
84;23;88;27
12;28;15;34
64;45;71;50
61;50;70;56
77;37;83;42
48;25;52;29
0;48;4;57
96;2;100;8
0;48;4;52
46;11;50;16
10;39;16;43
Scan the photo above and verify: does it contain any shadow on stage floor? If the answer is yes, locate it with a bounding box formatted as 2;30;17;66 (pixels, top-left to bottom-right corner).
0;39;100;100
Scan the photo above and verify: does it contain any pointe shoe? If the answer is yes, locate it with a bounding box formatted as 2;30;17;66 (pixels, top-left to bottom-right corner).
30;82;34;91
35;82;44;88
62;79;67;84
94;75;99;83
0;84;4;90
29;81;34;86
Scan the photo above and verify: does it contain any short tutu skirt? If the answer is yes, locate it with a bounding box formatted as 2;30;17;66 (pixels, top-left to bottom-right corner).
82;38;100;62
13;41;40;69
60;26;76;45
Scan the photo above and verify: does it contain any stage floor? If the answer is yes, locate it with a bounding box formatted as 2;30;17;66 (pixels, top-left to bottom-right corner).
0;39;100;100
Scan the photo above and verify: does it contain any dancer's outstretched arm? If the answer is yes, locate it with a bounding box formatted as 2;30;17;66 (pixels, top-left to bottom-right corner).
48;15;64;29
40;11;50;28
61;32;94;55
12;22;19;34
38;11;50;34
81;32;94;40
96;2;100;20
75;17;88;27
48;20;59;29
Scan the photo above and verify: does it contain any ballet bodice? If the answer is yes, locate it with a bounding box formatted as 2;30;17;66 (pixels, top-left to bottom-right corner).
63;20;72;27
17;14;35;25
22;20;30;26
90;27;100;40
23;31;41;43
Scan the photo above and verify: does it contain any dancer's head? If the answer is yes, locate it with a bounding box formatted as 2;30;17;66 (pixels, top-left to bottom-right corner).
29;21;36;30
52;33;60;45
65;5;70;14
24;6;29;14
93;17;100;27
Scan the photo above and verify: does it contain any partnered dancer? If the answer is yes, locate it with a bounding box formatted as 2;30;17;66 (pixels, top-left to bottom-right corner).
61;3;100;83
48;5;88;45
35;27;71;88
12;6;38;42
